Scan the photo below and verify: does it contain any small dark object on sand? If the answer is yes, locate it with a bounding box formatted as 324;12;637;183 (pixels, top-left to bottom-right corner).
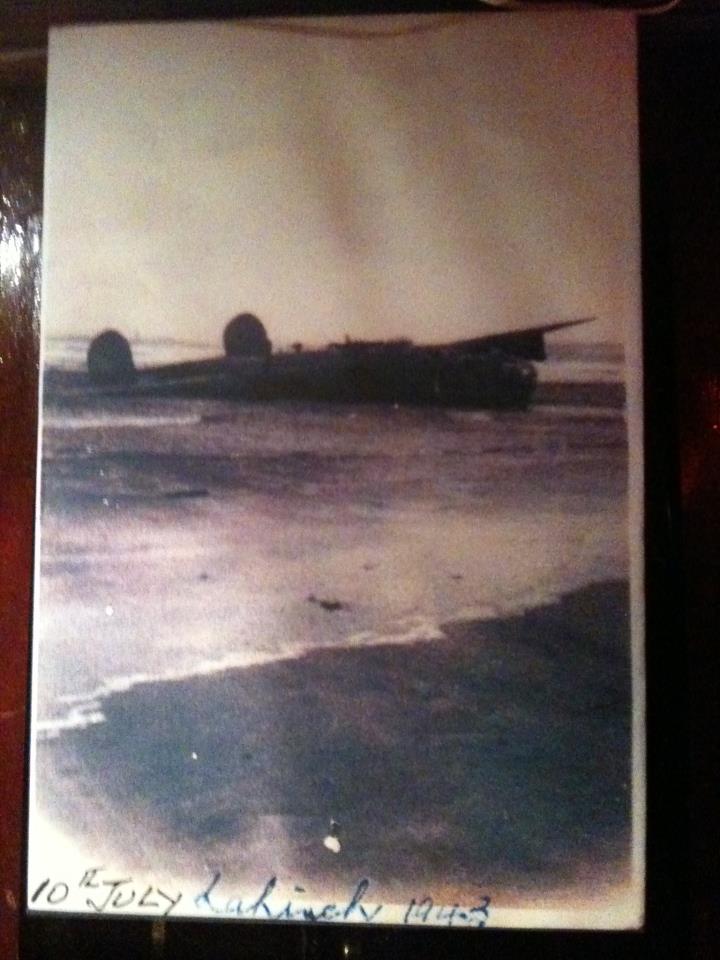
450;573;464;581
198;572;209;581
307;594;346;612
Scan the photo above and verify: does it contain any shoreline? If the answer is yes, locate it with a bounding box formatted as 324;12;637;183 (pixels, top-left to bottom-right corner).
34;578;633;906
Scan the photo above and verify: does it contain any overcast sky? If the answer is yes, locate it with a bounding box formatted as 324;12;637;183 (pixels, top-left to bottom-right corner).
43;13;639;351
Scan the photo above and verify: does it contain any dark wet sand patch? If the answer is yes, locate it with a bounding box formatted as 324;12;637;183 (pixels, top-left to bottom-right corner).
37;580;632;899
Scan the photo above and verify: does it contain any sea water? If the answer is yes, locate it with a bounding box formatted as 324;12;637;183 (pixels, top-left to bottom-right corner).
33;339;628;737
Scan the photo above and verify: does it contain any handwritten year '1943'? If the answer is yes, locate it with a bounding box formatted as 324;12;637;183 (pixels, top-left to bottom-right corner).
30;868;491;928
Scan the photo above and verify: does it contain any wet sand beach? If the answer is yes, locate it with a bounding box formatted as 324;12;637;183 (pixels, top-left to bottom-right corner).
36;579;632;907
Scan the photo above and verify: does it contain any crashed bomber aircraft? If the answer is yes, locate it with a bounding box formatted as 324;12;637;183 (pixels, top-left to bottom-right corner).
85;314;594;411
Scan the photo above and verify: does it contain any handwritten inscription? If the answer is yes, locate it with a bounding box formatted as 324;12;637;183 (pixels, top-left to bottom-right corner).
30;869;490;927
404;894;491;928
195;874;382;924
31;868;182;917
195;873;491;928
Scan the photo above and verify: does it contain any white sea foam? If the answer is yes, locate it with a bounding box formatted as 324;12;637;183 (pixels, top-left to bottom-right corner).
36;701;106;740
452;605;501;622
345;615;446;647
36;583;567;743
35;614;456;740
44;414;202;430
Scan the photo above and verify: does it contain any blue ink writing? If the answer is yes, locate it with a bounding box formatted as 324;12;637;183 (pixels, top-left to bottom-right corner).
195;873;382;924
193;873;489;927
76;867;182;916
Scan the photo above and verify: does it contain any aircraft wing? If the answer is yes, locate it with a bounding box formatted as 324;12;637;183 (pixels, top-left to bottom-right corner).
445;317;596;362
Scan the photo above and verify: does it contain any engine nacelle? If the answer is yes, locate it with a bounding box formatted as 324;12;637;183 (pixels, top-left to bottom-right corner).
87;329;136;385
223;313;272;360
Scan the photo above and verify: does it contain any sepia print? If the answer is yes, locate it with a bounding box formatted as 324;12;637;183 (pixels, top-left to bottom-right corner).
28;13;644;928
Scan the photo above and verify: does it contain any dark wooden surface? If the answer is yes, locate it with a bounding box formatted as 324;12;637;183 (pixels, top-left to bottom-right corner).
0;82;43;960
1;3;718;957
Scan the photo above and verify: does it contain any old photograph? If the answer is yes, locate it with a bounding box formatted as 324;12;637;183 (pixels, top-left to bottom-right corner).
28;13;644;928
